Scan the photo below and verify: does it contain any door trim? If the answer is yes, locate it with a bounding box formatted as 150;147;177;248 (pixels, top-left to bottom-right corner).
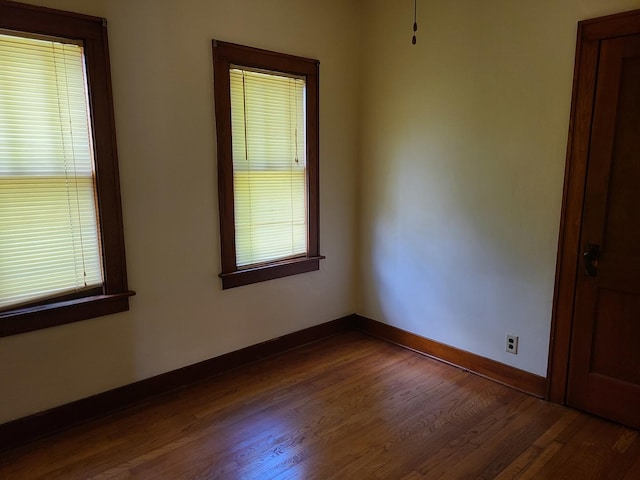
547;8;640;403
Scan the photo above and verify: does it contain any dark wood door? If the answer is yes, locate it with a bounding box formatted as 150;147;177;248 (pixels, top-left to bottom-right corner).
566;32;640;429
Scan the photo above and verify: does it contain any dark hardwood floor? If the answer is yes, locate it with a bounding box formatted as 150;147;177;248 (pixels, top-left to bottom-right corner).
1;331;638;479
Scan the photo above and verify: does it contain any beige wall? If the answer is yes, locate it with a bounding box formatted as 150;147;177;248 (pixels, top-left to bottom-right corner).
0;0;361;423
358;0;640;376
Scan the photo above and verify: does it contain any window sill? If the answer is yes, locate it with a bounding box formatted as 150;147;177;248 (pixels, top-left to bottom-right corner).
0;291;136;338
220;256;325;289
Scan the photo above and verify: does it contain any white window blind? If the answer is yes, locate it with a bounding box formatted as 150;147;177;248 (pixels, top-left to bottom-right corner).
230;67;307;267
0;32;103;310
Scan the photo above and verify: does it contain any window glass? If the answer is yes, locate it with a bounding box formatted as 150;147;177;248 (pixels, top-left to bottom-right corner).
0;2;133;337
0;32;103;311
230;67;307;267
212;40;323;289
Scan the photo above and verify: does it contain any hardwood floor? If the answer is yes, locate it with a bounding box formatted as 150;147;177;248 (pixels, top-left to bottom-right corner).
1;332;638;479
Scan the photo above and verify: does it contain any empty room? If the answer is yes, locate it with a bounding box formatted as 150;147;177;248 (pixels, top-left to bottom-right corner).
1;0;640;478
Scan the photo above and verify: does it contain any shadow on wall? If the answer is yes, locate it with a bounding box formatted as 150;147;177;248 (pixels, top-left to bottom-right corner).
362;115;557;369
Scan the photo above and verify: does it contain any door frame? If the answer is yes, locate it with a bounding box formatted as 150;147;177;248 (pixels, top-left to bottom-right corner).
547;8;640;403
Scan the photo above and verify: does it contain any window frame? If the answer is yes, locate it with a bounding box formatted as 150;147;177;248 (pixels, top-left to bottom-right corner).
212;40;323;289
0;1;134;337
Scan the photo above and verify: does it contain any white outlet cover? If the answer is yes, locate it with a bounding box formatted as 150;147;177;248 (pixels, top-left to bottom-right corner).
506;335;519;354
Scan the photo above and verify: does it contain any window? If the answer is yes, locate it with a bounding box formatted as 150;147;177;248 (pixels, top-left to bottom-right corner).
212;41;323;289
0;2;133;337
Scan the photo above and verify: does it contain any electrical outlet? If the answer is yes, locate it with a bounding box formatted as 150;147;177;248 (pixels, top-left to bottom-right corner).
506;334;518;354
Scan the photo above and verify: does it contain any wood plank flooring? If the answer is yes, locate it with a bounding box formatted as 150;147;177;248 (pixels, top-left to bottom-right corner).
1;331;638;479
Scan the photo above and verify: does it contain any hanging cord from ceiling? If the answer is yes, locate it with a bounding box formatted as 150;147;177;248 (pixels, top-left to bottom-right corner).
412;0;418;44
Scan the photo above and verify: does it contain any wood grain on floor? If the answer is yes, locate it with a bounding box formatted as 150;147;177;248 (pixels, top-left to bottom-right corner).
1;332;638;479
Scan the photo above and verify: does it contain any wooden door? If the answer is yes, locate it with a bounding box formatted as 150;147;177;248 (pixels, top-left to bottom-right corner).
547;9;640;428
565;26;640;428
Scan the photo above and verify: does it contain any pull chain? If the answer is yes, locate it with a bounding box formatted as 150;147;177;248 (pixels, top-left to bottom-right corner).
412;0;418;45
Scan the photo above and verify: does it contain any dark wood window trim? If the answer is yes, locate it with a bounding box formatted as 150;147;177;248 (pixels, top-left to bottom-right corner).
0;1;134;337
212;40;323;289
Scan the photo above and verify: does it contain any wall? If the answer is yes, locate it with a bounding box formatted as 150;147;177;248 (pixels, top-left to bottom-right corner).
358;0;640;376
0;0;360;423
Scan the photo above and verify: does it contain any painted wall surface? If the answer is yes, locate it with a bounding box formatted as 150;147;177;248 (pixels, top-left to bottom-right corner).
358;0;640;376
0;0;360;423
